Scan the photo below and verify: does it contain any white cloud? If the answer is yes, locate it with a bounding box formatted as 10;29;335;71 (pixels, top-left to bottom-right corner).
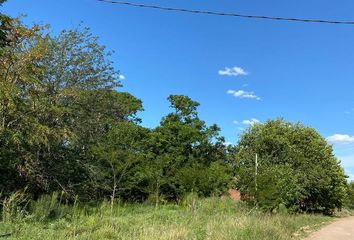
224;141;233;146
227;90;261;100
345;108;354;115
242;118;261;126
219;66;248;77
327;134;354;144
119;74;125;80
234;118;261;128
333;144;354;181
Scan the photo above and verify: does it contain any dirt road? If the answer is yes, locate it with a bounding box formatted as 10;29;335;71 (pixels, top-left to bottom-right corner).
306;216;354;240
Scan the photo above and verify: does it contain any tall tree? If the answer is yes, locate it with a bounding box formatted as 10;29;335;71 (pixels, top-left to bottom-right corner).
92;122;149;204
33;26;141;198
0;19;52;194
0;21;143;199
345;182;354;209
0;1;9;49
146;95;231;202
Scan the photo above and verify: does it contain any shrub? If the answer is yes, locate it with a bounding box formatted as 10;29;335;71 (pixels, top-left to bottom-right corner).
345;182;354;209
1;191;28;222
29;192;71;222
236;119;347;213
256;165;301;212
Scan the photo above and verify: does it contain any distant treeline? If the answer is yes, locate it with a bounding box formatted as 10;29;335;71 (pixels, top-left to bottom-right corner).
0;8;353;214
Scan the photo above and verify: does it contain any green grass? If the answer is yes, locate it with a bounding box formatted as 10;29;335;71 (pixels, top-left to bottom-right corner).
0;196;332;240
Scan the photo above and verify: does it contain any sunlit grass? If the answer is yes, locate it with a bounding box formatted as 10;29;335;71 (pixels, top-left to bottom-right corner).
0;196;332;240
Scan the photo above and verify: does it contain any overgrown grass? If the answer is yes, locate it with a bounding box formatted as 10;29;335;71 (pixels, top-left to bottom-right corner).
0;193;332;240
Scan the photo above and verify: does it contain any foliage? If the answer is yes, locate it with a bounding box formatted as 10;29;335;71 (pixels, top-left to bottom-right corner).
236;119;347;213
92;95;232;204
345;182;354;209
29;192;71;222
256;165;301;212
1;190;28;222
143;95;231;202
0;19;136;198
0;1;9;50
92;121;149;202
0;18;51;195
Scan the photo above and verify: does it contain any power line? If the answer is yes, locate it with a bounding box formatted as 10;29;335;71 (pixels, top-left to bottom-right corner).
97;0;354;25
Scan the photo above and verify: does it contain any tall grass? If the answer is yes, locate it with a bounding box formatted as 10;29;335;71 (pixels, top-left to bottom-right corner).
0;194;332;240
28;192;72;222
1;191;28;223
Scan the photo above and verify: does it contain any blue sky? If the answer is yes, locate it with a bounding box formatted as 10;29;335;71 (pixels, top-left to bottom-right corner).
3;0;354;179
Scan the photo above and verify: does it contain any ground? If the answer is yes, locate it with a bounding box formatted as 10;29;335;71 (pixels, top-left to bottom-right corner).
306;216;354;240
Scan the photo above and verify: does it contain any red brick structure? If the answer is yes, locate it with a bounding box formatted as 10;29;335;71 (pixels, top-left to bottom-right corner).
226;189;241;201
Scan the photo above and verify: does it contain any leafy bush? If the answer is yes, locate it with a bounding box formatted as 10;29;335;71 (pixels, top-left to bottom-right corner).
1;191;28;222
256;165;301;212
236;119;347;213
29;192;71;222
345;182;354;209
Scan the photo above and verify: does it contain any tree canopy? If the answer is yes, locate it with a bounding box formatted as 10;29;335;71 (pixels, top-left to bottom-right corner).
235;119;347;213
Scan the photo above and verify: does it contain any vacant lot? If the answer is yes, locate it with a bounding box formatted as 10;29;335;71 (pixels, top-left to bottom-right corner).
0;197;332;240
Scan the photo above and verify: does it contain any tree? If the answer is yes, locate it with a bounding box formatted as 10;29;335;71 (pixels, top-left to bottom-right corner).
0;21;143;200
68;90;142;148
0;1;10;51
345;181;354;209
34;27;143;199
0;19;54;195
92;122;149;207
236;118;347;213
145;95;231;202
256;165;301;212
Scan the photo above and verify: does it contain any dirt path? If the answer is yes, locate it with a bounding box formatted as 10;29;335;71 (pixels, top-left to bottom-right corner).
306;216;354;240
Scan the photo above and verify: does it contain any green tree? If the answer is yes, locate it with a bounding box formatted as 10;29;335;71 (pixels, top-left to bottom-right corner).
145;95;231;202
256;165;301;212
345;181;354;209
33;26;142;199
0;21;142;200
0;19;55;194
92;122;149;206
236;118;347;213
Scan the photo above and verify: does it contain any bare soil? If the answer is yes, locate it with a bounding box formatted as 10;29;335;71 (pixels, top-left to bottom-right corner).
306;216;354;240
